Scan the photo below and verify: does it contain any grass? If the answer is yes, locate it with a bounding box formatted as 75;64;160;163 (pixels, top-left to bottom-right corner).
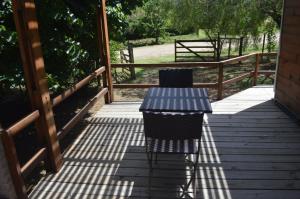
135;54;174;64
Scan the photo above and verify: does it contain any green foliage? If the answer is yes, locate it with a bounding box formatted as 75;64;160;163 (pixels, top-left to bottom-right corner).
110;40;124;63
125;0;168;43
126;7;147;39
264;19;277;52
163;0;265;38
258;0;283;27
0;1;23;94
162;0;282;40
141;0;167;44
0;0;142;95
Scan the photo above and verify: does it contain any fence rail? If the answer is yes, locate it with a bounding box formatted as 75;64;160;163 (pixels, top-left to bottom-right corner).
175;39;216;62
175;37;245;62
57;87;108;140
112;52;277;100
52;67;106;107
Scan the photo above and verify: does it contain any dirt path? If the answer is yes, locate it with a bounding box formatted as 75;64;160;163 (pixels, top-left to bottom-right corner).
132;44;174;59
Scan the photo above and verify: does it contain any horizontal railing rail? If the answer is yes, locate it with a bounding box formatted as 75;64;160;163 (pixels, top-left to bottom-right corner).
6;110;40;136
112;62;219;68
222;72;253;85
52;67;105;107
220;53;256;64
51;66;108;140
20;147;47;178
57;88;108;140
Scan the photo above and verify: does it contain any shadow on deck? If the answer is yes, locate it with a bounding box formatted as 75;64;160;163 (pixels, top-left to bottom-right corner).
29;86;300;199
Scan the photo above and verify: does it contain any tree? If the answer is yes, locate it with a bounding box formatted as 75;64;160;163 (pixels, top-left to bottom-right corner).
0;0;23;94
125;0;167;43
258;0;283;27
163;0;269;39
142;0;167;44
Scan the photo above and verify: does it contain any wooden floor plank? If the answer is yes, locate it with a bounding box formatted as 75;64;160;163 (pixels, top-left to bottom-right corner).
29;86;300;199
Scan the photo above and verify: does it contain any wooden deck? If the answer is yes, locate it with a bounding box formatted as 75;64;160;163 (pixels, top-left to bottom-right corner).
29;86;300;199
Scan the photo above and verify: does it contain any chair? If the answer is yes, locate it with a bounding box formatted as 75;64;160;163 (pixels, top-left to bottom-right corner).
143;111;203;197
159;69;193;88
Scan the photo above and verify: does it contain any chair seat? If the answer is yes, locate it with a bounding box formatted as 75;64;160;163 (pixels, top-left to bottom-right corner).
148;138;199;154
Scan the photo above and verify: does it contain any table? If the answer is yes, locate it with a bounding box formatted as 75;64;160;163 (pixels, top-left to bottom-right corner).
139;87;212;113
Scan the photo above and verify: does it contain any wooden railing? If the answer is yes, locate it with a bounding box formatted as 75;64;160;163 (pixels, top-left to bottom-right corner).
2;0;112;198
51;67;108;140
112;52;277;100
0;65;108;199
1;111;42;199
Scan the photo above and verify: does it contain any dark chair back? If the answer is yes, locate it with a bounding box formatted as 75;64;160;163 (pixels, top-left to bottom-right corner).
159;69;193;88
143;112;203;139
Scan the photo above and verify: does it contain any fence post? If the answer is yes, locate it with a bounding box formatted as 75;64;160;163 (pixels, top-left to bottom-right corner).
239;37;244;56
217;34;221;61
174;39;177;62
262;33;266;53
128;44;136;79
217;63;224;100
228;38;232;59
12;0;62;172
253;53;260;86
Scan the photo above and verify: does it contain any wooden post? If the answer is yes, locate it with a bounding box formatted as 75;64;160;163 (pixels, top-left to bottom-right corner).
217;33;221;61
253;53;260;86
239;37;244;56
128;44;136;79
1;131;27;199
217;63;224;100
95;61;103;93
174;39;177;62
98;0;113;102
96;5;109;103
228;38;232;59
12;0;62;172
262;33;266;53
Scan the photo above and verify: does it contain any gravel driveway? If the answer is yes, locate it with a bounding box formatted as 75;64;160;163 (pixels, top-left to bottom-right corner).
132;44;175;59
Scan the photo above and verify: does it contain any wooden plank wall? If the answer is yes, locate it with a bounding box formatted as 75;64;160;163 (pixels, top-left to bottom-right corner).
275;0;300;120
